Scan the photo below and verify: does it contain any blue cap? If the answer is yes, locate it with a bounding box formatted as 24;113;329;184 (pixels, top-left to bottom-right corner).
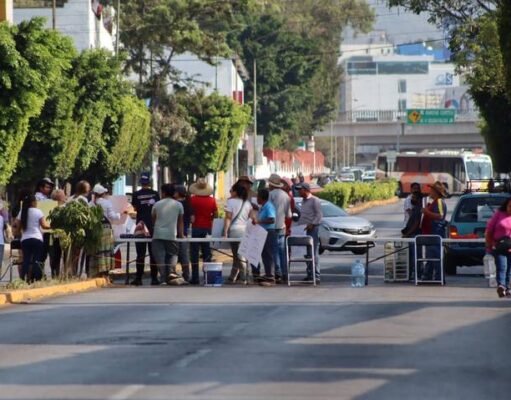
139;172;151;185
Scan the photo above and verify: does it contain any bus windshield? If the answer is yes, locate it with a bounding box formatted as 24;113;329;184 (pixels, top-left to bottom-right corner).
466;160;492;180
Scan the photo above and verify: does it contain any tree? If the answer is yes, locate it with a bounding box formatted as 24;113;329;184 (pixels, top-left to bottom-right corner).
229;3;373;148
387;0;511;171
157;90;251;180
0;18;75;185
120;0;254;102
230;13;321;147
1;21;152;188
70;50;152;184
275;0;374;135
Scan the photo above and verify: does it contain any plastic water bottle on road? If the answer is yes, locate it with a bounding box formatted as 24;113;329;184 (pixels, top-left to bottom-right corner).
351;259;365;288
483;253;497;288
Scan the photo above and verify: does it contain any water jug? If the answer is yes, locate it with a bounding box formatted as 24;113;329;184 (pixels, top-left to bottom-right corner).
351;259;365;288
483;254;497;288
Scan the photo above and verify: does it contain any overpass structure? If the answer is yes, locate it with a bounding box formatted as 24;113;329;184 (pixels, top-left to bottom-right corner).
316;110;484;151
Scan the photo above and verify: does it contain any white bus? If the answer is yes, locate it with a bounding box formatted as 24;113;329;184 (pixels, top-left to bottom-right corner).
375;150;493;196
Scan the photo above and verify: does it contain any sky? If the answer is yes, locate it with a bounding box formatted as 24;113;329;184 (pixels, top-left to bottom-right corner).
344;1;444;45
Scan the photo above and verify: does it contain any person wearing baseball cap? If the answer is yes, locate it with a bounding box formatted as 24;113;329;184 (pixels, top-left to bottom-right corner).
268;174;292;283
296;181;323;283
131;172;160;286
420;181;448;281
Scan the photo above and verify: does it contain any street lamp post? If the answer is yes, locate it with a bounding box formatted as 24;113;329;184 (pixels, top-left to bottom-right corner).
253;58;257;176
396;119;405;152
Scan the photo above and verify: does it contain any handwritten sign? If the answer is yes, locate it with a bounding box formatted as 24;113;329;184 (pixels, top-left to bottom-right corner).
238;223;268;267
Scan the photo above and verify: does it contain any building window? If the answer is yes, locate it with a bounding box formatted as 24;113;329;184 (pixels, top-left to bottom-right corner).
398;80;407;93
398;99;407;111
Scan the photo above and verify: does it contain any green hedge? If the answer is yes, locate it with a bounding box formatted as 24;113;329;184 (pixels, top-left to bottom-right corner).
317;180;398;209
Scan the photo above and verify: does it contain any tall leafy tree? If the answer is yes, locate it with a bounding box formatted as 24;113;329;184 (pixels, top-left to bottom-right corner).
276;0;374;135
120;0;255;102
157;90;251;181
230;13;321;147
0;18;74;185
229;2;373;147
71;50;151;184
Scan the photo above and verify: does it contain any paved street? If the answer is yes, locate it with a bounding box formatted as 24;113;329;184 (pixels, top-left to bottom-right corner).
0;199;509;400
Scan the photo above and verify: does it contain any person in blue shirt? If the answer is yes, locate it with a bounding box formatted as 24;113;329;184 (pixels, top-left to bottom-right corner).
253;188;277;286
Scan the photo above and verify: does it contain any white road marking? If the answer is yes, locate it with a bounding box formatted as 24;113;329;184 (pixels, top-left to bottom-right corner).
109;384;144;400
175;348;212;368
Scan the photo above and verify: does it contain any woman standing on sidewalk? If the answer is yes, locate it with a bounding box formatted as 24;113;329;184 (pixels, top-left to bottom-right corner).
485;197;511;298
13;195;50;282
223;183;253;283
89;184;125;279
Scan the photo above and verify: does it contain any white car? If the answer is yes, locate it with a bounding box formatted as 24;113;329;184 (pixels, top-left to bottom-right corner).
362;170;376;181
294;198;376;254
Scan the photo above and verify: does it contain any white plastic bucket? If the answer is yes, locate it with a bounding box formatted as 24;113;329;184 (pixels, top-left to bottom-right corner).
203;262;223;287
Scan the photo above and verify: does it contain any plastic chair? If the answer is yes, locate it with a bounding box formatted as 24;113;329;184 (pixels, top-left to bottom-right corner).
286;235;316;287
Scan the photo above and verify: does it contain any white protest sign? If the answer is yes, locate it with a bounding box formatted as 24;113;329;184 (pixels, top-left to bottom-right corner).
110;195;129;239
238;223;268;267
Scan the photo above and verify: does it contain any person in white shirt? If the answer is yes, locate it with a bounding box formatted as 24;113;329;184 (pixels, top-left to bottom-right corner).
404;182;422;226
223;183;254;283
35;178;55;201
88;184;125;278
13;195;50;282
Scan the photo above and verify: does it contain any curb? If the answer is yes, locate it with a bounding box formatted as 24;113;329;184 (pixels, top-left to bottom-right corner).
0;278;109;305
347;196;400;215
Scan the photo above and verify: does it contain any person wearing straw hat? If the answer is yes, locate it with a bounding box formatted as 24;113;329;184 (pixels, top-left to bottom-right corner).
420;181;448;281
268;173;291;283
189;178;218;285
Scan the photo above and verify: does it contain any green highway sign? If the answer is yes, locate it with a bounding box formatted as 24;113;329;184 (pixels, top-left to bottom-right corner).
406;109;456;125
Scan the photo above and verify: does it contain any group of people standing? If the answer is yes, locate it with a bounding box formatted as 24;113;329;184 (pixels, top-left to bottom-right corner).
1;172;324;286
3;178;127;282
133;173;322;287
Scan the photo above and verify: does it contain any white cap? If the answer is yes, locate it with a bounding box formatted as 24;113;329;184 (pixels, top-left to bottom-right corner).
92;183;108;195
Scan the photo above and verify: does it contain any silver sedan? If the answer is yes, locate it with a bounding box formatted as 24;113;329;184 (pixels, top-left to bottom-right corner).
294;198;376;254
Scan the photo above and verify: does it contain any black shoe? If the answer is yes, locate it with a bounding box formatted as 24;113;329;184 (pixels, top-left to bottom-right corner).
130;278;143;286
189;279;200;285
150;279;161;286
301;276;320;284
259;276;275;287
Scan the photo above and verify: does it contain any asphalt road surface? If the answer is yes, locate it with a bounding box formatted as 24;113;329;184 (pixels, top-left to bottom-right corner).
0;198;509;400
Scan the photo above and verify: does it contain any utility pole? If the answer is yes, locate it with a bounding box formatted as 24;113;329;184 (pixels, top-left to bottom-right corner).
330;121;334;172
52;0;56;30
253;58;257;174
115;0;120;57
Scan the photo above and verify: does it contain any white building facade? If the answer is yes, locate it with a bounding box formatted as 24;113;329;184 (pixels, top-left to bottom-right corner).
13;0;114;51
341;54;460;113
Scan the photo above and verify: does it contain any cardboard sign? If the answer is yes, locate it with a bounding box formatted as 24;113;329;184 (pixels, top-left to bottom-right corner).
238;223;268;267
37;200;58;218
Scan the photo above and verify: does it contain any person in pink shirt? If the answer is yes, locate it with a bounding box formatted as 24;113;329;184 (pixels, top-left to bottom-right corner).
485;197;511;297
